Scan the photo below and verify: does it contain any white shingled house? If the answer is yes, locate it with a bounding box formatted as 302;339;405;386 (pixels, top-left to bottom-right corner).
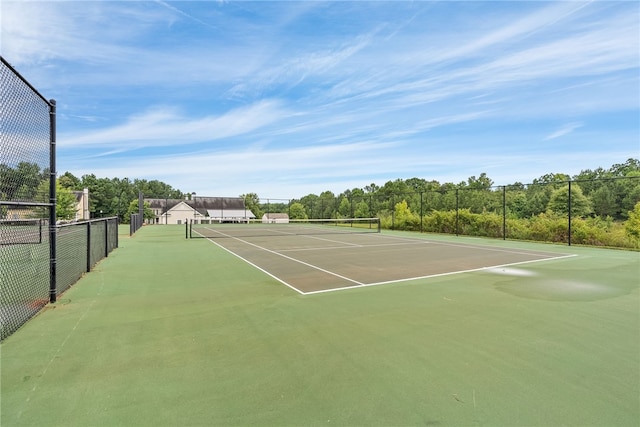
146;197;255;225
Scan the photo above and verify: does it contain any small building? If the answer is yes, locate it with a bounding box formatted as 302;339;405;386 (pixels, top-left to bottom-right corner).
145;196;254;225
262;213;289;224
72;188;90;221
207;208;256;223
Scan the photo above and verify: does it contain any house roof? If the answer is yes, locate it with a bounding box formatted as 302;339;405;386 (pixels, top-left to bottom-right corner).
207;209;255;219
263;213;289;219
146;197;246;216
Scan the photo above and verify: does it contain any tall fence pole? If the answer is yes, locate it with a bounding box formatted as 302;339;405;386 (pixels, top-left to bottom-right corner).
455;189;459;236
568;180;572;246
420;191;424;233
48;99;57;303
502;186;506;240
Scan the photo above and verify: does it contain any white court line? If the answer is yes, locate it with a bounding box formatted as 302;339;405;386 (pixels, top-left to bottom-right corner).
302;254;578;295
196;227;365;288
300;233;363;247
278;240;431;253
195;228;576;296
203;236;306;295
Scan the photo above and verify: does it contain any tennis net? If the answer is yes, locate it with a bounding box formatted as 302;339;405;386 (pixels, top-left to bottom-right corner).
190;217;380;239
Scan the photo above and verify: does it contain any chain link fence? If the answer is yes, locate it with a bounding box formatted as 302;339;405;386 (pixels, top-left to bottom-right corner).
305;176;640;248
55;218;118;296
1;56;55;340
1;57;119;340
262;175;640;249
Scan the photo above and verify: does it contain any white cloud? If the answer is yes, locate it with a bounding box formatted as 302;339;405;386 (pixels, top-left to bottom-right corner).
3;1;637;198
544;122;584;141
60;100;290;148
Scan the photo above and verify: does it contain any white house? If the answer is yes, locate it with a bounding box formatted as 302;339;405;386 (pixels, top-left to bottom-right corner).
145;196;254;225
262;213;289;224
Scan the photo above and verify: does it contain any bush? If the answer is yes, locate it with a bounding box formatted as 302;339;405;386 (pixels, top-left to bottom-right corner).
377;207;638;249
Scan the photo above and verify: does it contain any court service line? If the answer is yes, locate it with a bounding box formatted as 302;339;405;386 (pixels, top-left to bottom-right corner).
301;233;363;247
201;234;306;295
278;240;432;253
302;253;577;296
199;228;365;288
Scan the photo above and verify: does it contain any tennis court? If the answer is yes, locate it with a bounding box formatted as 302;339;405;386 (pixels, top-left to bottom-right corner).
192;220;574;294
2;225;638;426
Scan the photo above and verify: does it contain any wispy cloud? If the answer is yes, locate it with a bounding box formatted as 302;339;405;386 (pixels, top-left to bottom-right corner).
544;122;584;141
61;100;290;149
3;1;638;197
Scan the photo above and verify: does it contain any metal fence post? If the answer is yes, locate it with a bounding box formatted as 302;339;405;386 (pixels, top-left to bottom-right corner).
86;221;91;272
420;191;424;233
568;180;572;246
455;188;459;236
502;186;506;240
49;99;57;303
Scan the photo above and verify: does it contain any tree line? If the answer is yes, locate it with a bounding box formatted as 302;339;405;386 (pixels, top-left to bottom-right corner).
241;159;640;248
0;166;185;222
242;159;640;221
2;158;639;242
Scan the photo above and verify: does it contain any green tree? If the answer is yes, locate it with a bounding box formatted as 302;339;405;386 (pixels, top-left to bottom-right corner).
318;191;337;218
393;199;419;230
337;197;351;218
625;201;640;244
34;179;76;220
59;172;82;190
354;200;371;218
547;184;592;217
241;193;262;218
299;193;319;218
289;202;307;220
126;200;154;223
56;181;77;220
590;185;617;218
0;162;46;201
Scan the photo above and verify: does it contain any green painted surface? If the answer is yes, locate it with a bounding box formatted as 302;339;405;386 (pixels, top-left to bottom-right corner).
2;225;638;426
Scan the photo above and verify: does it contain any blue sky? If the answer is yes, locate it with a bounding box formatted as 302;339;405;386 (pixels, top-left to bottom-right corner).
2;1;638;199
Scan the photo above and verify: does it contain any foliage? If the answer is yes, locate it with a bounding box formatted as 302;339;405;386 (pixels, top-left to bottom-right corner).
547;184;592;217
289;202;308;220
241;193;263;218
337;197;351;218
55;181;78;220
54;172;183;219
126;200;155;223
625;201;640;246
0;161;48;201
393;200;420;231
4;159;638;248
